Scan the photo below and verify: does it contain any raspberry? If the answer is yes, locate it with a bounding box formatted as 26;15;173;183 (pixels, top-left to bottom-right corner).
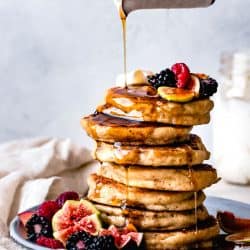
37;200;60;221
56;191;80;208
36;236;64;249
171;63;191;88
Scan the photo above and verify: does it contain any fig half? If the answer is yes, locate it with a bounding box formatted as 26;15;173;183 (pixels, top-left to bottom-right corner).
52;199;102;245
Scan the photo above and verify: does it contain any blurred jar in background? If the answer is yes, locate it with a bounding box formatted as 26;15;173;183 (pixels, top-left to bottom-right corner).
213;50;250;184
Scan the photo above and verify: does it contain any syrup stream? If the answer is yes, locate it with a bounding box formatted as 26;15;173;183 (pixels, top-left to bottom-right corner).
114;142;129;226
186;144;198;235
119;6;128;88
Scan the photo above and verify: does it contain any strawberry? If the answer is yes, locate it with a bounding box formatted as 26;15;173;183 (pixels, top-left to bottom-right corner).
36;236;64;249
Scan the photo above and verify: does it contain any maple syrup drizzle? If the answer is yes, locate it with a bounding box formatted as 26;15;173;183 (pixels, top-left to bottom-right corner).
185;143;198;235
114;142;129;226
119;6;128;88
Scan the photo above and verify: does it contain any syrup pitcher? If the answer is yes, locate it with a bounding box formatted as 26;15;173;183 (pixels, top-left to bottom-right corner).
114;0;215;16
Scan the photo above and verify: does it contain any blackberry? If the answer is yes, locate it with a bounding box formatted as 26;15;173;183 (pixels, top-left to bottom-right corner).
147;69;176;89
88;235;117;250
199;77;218;97
66;231;94;250
25;214;52;242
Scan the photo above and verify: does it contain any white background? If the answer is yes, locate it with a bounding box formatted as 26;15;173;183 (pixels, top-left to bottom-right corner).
0;0;249;152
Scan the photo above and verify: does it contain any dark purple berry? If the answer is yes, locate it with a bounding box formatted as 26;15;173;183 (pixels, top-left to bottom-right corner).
147;69;176;89
199;77;218;97
56;191;80;208
25;214;52;242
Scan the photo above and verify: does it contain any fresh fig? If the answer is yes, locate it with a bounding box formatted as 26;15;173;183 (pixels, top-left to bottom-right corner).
18;211;35;226
52;199;101;245
217;211;250;234
157;86;195;102
226;231;250;245
100;224;143;249
187;74;200;97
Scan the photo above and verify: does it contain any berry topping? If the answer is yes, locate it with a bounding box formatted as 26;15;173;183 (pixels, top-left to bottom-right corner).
56;191;80;208
199;77;218;98
25;214;52;242
37;200;60;221
36;236;64;249
171;63;191;88
147;69;176;89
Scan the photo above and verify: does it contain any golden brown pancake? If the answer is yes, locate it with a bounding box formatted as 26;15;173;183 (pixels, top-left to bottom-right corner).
94;203;209;231
97;85;214;126
98;162;218;191
94;134;209;167
143;217;219;250
81;113;192;145
87;174;206;211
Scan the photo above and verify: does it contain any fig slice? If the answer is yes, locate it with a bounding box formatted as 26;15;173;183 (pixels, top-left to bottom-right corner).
18;211;35;226
217;211;250;234
52;199;101;245
226;231;250;245
157;86;195;102
100;224;143;249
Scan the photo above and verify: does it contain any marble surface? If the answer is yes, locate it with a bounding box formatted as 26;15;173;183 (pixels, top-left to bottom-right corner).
0;0;250;151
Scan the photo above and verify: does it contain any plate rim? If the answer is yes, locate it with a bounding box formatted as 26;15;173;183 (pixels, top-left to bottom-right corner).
9;196;250;250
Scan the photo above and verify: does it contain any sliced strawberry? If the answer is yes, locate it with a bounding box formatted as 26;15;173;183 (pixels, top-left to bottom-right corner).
18;211;35;226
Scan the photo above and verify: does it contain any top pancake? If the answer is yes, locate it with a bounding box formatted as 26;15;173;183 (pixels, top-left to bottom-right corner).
97;85;214;126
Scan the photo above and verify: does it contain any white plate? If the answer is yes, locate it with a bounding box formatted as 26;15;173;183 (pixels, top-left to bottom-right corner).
9;196;250;250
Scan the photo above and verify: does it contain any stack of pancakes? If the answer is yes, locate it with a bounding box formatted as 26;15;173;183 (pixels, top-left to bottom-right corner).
81;84;220;250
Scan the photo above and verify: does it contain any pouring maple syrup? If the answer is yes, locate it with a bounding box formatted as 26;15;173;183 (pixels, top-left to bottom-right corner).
114;141;129;226
115;3;128;89
120;7;128;89
113;0;216;234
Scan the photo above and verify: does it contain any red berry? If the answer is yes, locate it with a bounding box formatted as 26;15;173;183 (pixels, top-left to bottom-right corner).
55;191;79;208
36;236;64;249
37;201;60;221
171;63;191;88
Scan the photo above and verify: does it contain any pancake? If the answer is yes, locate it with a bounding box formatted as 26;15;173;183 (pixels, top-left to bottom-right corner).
97;85;214;126
99;104;211;126
87;174;206;211
98;162;218;191
94;203;209;231
94;134;209;167
143;217;219;250
81;113;192;145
